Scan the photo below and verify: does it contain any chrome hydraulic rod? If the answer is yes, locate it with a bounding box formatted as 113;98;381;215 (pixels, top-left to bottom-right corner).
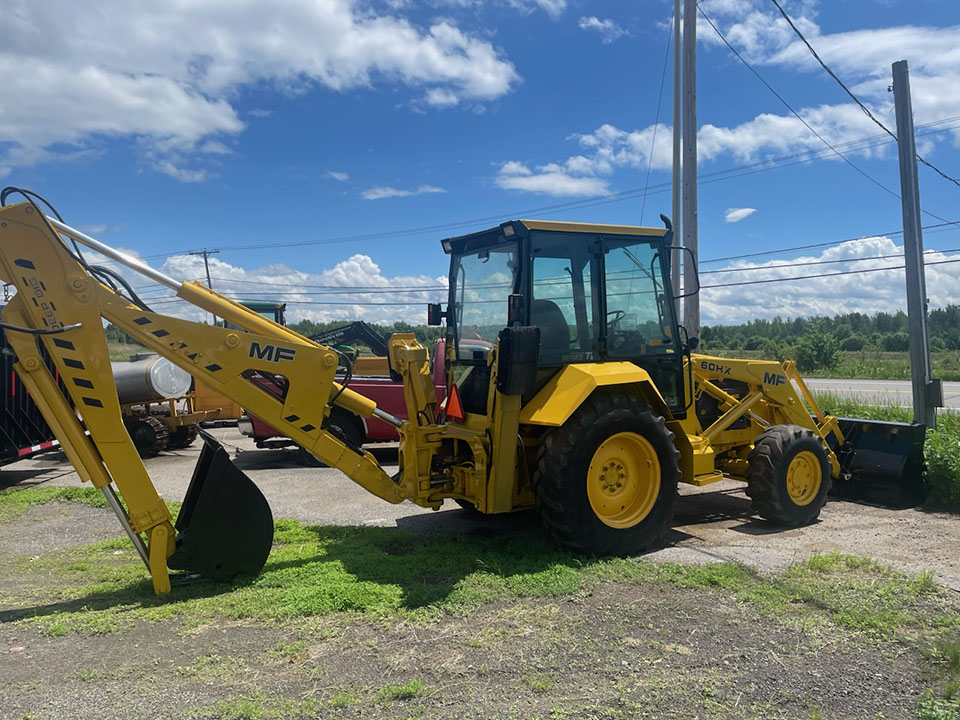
100;484;151;570
47;217;182;291
373;407;404;428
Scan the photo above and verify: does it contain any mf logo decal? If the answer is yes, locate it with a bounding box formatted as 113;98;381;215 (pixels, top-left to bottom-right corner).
699;360;731;375
249;342;297;363
763;371;787;386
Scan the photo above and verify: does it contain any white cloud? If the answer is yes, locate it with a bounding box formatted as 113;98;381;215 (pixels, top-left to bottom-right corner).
327;170;350;182
0;1;519;180
578;16;628;44
425;88;461;107
724;207;756;223
495;161;609;196
507;0;567;18
700;237;960;324
149;252;449;326
504;3;960;195
361;184;447;199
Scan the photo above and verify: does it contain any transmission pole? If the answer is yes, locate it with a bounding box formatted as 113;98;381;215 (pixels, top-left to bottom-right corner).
671;0;682;318
682;0;700;339
891;60;940;429
189;248;220;325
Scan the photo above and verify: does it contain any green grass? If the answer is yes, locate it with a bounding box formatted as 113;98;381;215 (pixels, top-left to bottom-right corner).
379;679;425;701
187;692;319;719
0;486;180;525
814;394;960;511
0;487;109;523
3;491;955;645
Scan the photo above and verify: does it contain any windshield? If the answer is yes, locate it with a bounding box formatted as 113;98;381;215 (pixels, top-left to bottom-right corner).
604;238;676;356
451;241;519;358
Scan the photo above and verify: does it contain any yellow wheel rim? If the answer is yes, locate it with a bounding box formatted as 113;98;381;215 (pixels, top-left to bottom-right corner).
587;432;660;529
786;450;822;506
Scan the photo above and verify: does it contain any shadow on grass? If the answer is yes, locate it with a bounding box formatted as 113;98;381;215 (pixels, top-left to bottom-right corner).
0;510;601;624
1;480;819;624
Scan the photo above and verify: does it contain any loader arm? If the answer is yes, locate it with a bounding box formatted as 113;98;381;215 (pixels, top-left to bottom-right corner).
0;199;432;594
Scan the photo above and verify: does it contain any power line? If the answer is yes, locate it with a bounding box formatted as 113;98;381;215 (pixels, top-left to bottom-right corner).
696;4;951;224
81;118;960;273
701;247;960;276
767;0;960;190
699;256;960;290
700;220;960;264
640;21;672;225
139;254;960;308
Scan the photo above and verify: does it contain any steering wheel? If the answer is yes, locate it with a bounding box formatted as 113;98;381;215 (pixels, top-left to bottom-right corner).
606;309;626;328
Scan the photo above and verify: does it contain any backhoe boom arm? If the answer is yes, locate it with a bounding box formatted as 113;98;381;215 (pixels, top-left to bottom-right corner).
0;200;422;594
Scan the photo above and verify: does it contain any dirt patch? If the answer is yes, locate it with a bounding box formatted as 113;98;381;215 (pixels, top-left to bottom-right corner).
0;581;930;719
0;501;120;558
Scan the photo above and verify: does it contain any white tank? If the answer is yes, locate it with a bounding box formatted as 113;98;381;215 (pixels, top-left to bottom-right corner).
112;355;193;404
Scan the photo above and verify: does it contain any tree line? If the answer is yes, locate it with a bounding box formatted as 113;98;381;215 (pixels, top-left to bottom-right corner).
701;305;960;354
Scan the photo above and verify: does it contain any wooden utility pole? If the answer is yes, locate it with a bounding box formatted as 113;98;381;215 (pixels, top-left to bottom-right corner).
682;0;699;338
671;0;682;316
891;60;940;428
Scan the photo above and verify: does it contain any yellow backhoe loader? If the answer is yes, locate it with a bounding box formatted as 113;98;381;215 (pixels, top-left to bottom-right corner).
0;188;925;595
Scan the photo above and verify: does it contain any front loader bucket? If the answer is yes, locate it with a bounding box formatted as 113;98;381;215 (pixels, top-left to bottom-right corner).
167;431;274;581
832;418;927;508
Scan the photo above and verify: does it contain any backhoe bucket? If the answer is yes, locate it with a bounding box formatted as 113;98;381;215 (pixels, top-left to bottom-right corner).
167;431;274;581
832;418;926;508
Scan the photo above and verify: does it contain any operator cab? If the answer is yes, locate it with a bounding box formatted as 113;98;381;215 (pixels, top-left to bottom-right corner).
441;219;686;418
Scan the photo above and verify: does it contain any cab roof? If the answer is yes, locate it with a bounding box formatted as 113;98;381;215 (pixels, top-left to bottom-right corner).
441;219;669;254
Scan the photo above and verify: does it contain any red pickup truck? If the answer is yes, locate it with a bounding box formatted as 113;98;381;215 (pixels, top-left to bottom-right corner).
238;339;448;463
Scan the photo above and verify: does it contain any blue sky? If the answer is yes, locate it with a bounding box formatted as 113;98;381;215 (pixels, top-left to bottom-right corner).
3;0;960;325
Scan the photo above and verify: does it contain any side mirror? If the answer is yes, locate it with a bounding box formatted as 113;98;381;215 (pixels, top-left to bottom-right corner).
427;303;444;326
497;326;540;396
688;336;700;352
669;246;701;299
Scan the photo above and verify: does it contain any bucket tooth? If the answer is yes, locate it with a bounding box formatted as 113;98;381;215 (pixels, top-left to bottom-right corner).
167;431;274;581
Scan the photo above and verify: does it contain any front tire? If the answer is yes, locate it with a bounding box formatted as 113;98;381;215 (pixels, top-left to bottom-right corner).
746;425;831;527
533;392;680;556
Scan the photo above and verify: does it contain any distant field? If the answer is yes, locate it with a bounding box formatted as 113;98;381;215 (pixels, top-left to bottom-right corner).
107;343;142;362
708;348;960;381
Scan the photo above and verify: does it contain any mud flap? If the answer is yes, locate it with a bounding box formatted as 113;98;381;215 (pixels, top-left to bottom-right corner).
167;430;274;581
832;418;926;508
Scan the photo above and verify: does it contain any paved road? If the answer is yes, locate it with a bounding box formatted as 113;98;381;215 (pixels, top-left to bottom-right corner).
805;377;960;410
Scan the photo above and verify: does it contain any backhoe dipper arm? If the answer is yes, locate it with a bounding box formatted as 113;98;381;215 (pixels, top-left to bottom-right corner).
0;200;417;594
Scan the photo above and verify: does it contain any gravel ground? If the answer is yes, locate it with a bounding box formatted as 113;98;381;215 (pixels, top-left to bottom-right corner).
6;427;960;589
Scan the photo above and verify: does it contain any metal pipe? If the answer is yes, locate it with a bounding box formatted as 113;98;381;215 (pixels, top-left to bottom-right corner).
373;407;404;428
100;484;151;570
47;217;181;291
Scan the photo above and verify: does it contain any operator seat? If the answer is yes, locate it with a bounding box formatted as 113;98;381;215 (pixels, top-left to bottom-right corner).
531;299;570;361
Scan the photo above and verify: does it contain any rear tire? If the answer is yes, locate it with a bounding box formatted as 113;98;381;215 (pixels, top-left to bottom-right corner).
746;424;831;527
533;392;680;556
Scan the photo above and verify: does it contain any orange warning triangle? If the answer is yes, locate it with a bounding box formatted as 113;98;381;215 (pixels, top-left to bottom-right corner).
446;383;464;423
